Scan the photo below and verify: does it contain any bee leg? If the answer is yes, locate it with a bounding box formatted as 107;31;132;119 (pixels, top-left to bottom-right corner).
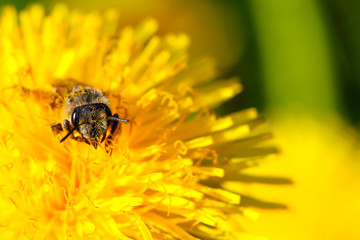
62;120;89;145
100;132;107;143
51;123;63;134
104;113;120;153
83;138;91;145
110;113;120;136
63;120;72;132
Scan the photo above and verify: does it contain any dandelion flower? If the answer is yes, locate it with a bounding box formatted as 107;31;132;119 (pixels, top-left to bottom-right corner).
0;4;277;240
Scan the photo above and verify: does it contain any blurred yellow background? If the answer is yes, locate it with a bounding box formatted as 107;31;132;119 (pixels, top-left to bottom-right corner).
2;0;360;239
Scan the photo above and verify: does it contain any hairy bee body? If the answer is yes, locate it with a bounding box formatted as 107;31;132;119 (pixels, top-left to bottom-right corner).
55;85;129;149
65;87;110;119
20;80;128;150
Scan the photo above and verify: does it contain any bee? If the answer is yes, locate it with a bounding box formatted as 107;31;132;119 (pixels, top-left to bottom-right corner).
12;78;128;151
52;85;129;149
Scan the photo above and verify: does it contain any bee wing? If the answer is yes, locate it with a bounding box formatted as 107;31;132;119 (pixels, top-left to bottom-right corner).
51;78;89;97
17;79;90;109
19;86;59;108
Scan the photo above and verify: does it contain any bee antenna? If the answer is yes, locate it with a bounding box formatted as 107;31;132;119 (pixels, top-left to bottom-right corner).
60;125;80;143
107;116;129;123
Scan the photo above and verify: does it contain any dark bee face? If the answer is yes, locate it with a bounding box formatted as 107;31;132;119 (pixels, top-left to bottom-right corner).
72;103;112;143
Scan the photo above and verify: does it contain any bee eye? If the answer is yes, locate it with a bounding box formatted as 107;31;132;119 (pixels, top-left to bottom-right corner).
72;111;77;125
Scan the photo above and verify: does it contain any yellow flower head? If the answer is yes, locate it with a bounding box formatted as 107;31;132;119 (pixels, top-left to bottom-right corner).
0;4;277;240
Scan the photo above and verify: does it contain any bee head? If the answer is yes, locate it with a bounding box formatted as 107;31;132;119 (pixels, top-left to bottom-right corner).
60;103;129;147
72;103;110;143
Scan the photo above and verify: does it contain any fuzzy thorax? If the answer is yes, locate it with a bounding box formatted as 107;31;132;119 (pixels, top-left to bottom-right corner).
65;86;110;119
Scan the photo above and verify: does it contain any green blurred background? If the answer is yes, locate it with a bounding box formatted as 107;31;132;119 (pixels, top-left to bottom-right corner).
1;0;359;124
